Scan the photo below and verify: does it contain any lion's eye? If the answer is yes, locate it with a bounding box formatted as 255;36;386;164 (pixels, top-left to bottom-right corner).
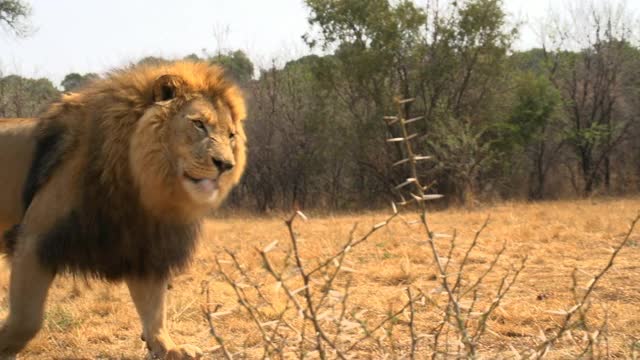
192;120;206;132
229;132;236;140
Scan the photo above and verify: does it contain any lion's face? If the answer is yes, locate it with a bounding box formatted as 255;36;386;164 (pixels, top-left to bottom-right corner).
129;73;247;222
172;97;240;205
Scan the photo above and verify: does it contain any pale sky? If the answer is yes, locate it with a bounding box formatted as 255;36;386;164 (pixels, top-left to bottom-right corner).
1;0;638;87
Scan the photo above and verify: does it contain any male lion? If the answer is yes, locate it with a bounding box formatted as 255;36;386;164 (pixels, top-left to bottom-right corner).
0;61;247;359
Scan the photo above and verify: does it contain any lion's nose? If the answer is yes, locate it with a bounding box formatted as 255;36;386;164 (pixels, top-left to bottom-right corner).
212;157;234;173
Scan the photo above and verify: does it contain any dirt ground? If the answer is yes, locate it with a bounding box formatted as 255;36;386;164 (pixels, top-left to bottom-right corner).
1;197;639;359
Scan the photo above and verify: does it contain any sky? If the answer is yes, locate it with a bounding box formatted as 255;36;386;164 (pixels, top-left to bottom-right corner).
1;0;638;86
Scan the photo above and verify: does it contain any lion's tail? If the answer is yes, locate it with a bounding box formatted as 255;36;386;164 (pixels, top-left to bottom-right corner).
0;225;19;256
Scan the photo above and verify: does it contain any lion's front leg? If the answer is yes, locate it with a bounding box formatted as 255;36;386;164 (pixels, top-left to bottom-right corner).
0;236;55;359
126;277;203;360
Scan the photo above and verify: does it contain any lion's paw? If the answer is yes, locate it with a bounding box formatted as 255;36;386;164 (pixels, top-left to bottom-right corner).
164;344;203;360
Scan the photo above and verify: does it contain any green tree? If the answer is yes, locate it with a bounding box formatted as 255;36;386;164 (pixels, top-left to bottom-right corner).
543;1;637;195
0;0;31;37
497;72;561;199
137;56;170;66
60;72;99;92
303;0;427;203
419;0;517;205
297;0;520;206
208;50;254;84
0;75;58;117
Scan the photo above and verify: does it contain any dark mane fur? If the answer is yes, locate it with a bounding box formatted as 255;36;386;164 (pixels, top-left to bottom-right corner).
22;121;69;212
35;118;200;280
2;224;20;256
37;211;199;281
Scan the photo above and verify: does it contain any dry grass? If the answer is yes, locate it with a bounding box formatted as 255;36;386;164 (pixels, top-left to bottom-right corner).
1;197;639;359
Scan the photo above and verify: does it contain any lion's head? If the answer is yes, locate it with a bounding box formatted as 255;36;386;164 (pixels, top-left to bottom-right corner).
127;65;247;220
42;61;248;223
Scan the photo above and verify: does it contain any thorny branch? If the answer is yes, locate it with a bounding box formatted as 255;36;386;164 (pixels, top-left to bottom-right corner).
201;285;233;360
531;213;640;359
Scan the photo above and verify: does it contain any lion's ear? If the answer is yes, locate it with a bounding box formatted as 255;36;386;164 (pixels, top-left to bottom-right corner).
152;74;185;103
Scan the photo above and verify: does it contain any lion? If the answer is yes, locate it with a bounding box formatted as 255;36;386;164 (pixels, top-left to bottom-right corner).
0;61;248;359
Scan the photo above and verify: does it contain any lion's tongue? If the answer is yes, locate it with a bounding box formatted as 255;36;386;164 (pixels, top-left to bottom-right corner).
195;178;216;193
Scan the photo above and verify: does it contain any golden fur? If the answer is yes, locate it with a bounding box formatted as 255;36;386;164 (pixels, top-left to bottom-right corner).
40;61;247;216
0;61;248;359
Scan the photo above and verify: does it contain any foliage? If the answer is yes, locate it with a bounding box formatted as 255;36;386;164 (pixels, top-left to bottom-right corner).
496;73;560;151
208;50;254;84
137;56;171;66
0;74;58;117
0;0;31;37
60;72;99;92
237;0;639;208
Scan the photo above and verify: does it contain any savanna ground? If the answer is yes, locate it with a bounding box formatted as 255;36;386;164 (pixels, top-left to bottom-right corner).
1;197;639;359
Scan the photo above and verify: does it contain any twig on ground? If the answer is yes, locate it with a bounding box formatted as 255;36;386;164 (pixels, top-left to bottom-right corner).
201;283;233;360
531;213;640;359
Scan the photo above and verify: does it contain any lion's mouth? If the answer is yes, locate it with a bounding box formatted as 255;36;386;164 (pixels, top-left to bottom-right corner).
182;172;219;203
184;173;217;192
